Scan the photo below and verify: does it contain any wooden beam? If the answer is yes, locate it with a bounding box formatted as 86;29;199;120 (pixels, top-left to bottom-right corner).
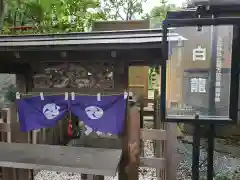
92;20;150;31
0;48;161;63
68;137;122;149
128;84;144;88
140;157;166;169
140;129;166;140
0;142;122;176
0;123;11;132
141;111;154;116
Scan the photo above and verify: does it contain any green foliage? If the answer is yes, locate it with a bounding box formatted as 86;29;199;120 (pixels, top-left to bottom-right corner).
149;0;179;26
4;84;16;102
2;0;107;34
2;0;149;34
101;0;147;20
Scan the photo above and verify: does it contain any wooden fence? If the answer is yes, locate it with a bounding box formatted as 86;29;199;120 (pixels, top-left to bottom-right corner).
0;104;66;180
0;91;179;180
139;90;178;180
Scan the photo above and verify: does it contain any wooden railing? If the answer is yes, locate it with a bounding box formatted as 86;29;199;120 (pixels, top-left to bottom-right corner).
139;90;178;180
0;91;179;180
0;105;30;180
0;104;68;180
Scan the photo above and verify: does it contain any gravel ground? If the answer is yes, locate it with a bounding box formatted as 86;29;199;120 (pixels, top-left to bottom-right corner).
35;140;157;180
176;142;240;180
34;139;240;180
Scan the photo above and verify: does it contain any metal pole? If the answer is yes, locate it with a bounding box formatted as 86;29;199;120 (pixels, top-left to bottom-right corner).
192;122;201;180
207;124;215;180
160;24;167;122
207;22;218;180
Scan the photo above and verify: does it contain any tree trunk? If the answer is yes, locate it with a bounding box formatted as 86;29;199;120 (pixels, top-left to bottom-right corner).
0;0;5;30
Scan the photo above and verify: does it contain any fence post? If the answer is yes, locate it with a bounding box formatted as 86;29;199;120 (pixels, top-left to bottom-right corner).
1;107;17;180
9;104;31;180
166;123;177;180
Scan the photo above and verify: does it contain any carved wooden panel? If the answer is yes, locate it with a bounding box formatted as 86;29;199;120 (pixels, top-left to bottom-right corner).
32;62;123;89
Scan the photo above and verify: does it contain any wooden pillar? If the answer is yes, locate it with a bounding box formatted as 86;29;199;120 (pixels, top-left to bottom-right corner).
127;105;140;180
118;64;129;180
153;90;164;178
119;65;140;180
14;73;32;180
119;104;141;180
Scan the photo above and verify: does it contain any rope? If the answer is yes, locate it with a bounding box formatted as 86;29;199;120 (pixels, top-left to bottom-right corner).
15;90;135;98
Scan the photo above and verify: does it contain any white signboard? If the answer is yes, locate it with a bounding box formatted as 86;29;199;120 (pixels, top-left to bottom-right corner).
215;37;224;102
193;46;206;61
190;78;199;92
198;78;207;93
190;78;207;93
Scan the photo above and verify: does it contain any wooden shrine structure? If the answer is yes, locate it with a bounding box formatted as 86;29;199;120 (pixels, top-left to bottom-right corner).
0;28;184;180
92;20;150;99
